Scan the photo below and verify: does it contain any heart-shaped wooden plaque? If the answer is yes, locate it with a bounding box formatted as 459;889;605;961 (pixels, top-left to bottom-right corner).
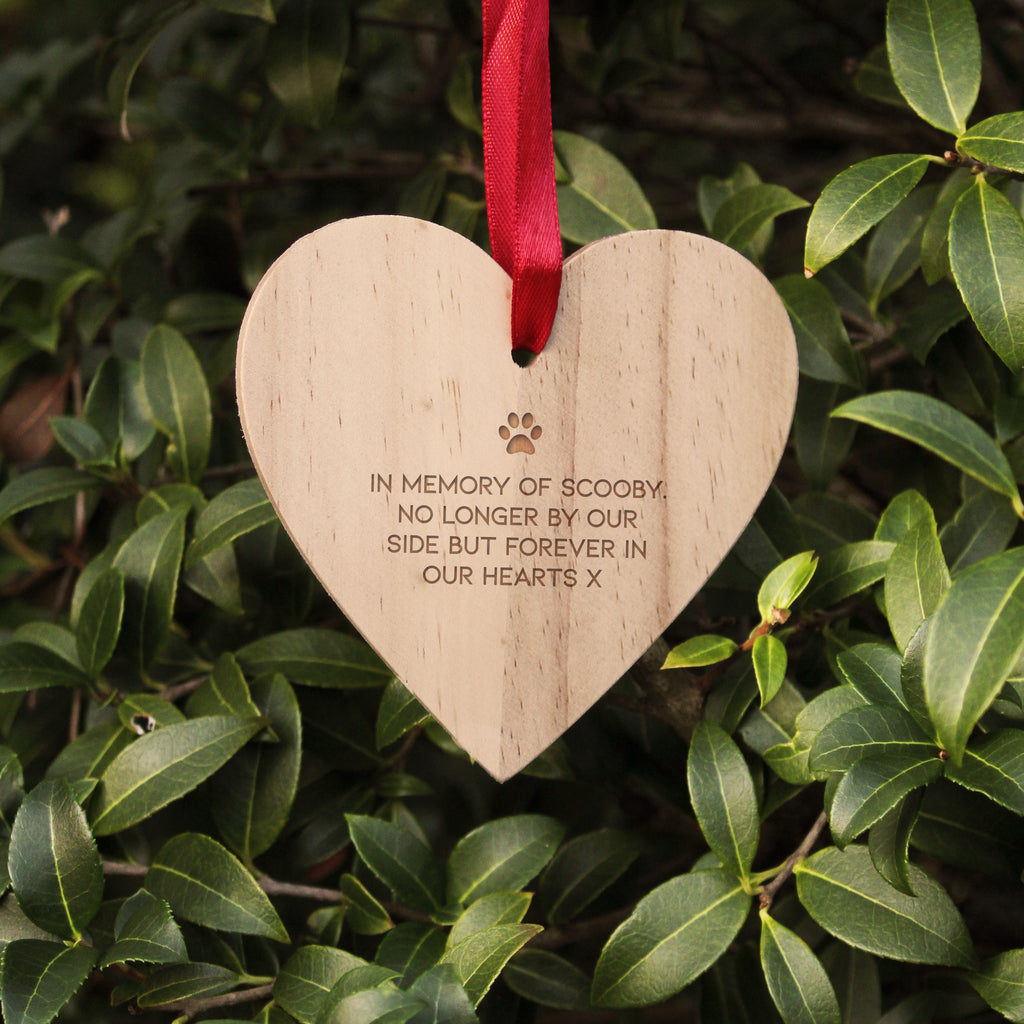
237;216;797;780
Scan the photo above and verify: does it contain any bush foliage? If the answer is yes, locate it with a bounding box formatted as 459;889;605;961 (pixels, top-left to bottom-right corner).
1;0;1024;1021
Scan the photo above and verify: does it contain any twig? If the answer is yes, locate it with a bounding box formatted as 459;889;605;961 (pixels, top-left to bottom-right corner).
257;876;345;903
159;675;208;703
102;860;148;877
944;150;1024;182
161;982;273;1021
759;811;828;909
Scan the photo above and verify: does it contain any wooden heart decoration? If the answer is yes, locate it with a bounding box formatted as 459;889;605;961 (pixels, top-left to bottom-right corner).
237;215;797;780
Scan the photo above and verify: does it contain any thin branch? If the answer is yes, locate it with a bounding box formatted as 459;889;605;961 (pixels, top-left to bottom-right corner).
759;811;828;909
944;150;1024;182
102;860;148;877
161;982;273;1021
257;876;345;903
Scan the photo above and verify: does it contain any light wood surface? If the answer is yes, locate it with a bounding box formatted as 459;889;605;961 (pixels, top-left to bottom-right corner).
237;215;797;780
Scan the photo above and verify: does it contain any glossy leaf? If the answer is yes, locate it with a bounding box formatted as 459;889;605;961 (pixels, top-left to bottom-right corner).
0;641;90;693
447;815;565;906
317;986;425;1024
0;467;100;524
137;962;240;1007
835;643;906;708
959;112;1024;174
275;945;366;1024
441;923;541;1006
921;548;1024;762
804;541;893;607
687;721;759;879
875;490;933;543
406;964;478;1024
884;513;950;652
75;567;124;679
375;923;446;988
46;720;130;785
753;634;787;706
941;489;1019;573
188;652;261;720
869;789;924;896
9;779;102;940
504;948;590;1010
809;705;933;772
100;889;187;966
865;186;934;310
237;628;391;687
0;939;98;1024
185;477;276;569
663;634;737;669
758;551;819;621
967;948;1024;1023
147;832;288;941
711;184;808;252
339;874;393;934
950;178;1024;372
804;155;930;275
553;130;657;244
886;0;980;134
82;356;155;460
760;911;841;1024
774;275;860;387
91;715;262;835
794;845;974;966
591;869;750;1008
945;730;1024;815
447;892;530;948
346;814;444;914
539;829;642;925
832;391;1020;508
376;678;430;750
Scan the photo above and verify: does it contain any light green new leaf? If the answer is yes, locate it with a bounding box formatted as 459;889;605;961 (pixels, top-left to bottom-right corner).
0;939;98;1024
884;513;950;652
441;923;542;1007
376;678;430;750
212;673;301;862
869;789;924;896
794;845;975;966
832;391;1020;508
921;548;1024;762
137;962;240;1007
9;779;102;940
663;634;737;669
185;477;277;569
967;948;1024;1023
687;721;759;880
112;505;187;670
75;567;124;679
810;704;933;772
147;832;288;941
959;112;1024;174
266;0;349;129
447;815;565;906
141;325;211;483
875;490;933;543
774;275;860;387
950;177;1024;372
91;715;262;835
804;155;931;275
804;541;894;608
828;751;942;847
275;945;366;1024
0;467;100;524
504;949;590;1011
711;184;808;252
553;131;657;244
339;874;393;935
591;868;750;1008
753;634;787;706
945;729;1024;815
0;641;90;693
539;829;642;925
886;0;980;134
760;911;841;1024
758;551;819;622
237;628;390;687
346;814;444;914
100;889;187;967
446;892;530;948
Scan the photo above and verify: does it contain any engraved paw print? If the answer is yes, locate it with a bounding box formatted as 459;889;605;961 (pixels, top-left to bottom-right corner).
499;412;542;454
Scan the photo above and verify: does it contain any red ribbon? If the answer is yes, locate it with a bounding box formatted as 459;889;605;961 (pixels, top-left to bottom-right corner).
482;0;562;356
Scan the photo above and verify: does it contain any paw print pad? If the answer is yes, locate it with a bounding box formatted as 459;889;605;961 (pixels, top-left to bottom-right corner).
499;412;542;454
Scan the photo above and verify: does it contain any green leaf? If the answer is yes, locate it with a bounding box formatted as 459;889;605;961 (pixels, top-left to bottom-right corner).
46;720;130;785
945;729;1024;815
959;113;1024;174
793;380;857;492
146;832;288;941
663;634;738;669
865;185;935;311
446;892;530;949
553;130;657;245
886;0;980;134
75;567;124;679
49;416;113;466
884;512;950;652
774;275;860;387
376;678;430;750
875;490;933;543
687;721;759;880
317;986;425;1024
188;652;261;720
100;889;187;966
836;643;906;708
91;715;262;835
441;923;541;1007
941;489;1020;573
137;962;240;1007
921;548;1024;761
921;174;973;286
237;629;391;687
447;815;565;906
950;178;1024;372
868;789;924;896
185;477;276;569
265;0;349;129
592;868;749;1008
9;779;102;940
853;45;910;108
810;705;934;772
83;356;155;461
759;911;841;1024
0;642;90;693
112;505;187;670
794;845;975;966
828;751;942;847
711;185;808;252
406;964;478;1024
275;945;366;1024
203;0;276;22
0;235;100;284
967;948;1024;1023
804;541;894;608
0;939;98;1024
832;391;1020;507
753;634;787;706
339;874;393;935
758;551;819;622
804;155;931;275
538;829;642;925
0;467;100;524
375;923;446;988
346;814;444;915
503;949;590;1011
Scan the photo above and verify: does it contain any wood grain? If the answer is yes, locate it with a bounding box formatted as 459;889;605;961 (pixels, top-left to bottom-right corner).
237;215;797;780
